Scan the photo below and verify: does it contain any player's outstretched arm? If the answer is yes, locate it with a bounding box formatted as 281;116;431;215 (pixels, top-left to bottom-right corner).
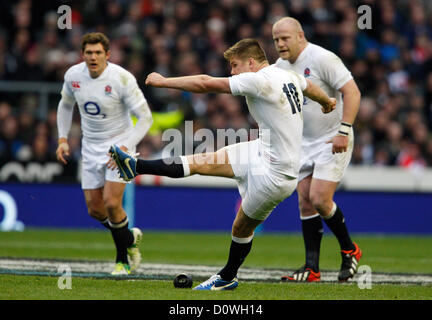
145;72;231;94
303;79;336;113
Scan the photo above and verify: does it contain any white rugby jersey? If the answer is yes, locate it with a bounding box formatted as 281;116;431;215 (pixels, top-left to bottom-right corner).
60;61;148;144
275;43;353;143
229;64;307;177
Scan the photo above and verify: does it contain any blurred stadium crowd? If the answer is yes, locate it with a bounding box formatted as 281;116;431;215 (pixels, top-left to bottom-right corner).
1;0;432;174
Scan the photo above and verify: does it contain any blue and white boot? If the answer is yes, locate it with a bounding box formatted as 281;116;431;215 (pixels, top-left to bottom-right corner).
193;274;239;291
109;145;138;182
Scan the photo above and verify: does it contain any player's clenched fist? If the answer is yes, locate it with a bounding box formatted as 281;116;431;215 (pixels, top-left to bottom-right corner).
321;97;336;114
145;72;165;87
56;138;70;164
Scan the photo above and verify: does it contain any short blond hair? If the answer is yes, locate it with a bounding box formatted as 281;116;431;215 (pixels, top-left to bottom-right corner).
223;38;267;63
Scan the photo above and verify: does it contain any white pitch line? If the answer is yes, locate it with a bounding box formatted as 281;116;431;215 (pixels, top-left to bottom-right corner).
0;258;431;285
0;241;113;250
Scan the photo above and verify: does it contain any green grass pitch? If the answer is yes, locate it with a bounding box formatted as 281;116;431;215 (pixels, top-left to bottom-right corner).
0;228;431;300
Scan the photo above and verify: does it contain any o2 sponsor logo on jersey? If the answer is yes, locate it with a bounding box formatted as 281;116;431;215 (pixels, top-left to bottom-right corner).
84;101;106;118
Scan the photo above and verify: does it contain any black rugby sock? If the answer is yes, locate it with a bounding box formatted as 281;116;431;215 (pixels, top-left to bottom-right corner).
136;157;186;178
323;205;355;252
218;237;253;281
109;217;134;264
301;214;323;272
100;218;112;230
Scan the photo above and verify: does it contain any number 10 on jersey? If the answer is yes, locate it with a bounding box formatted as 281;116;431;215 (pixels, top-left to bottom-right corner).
283;83;301;114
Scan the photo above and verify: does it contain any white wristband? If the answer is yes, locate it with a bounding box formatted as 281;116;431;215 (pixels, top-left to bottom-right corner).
338;122;351;136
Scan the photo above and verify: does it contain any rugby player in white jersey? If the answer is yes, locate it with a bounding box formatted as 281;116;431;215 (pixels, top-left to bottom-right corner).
109;39;336;290
272;17;362;282
56;33;153;275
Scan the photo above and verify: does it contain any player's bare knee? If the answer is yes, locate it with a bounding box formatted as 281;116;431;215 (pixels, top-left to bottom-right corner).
298;198;315;217
103;198;122;215
299;207;316;218
310;194;333;216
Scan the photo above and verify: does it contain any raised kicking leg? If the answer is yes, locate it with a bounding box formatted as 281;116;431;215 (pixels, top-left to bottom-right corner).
109;144;235;180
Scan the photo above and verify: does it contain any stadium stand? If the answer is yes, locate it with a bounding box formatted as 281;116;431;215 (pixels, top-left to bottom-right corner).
0;0;432;183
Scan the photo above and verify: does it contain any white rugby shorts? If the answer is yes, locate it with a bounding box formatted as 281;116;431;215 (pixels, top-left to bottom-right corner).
224;140;297;221
299;129;354;182
81;131;135;189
